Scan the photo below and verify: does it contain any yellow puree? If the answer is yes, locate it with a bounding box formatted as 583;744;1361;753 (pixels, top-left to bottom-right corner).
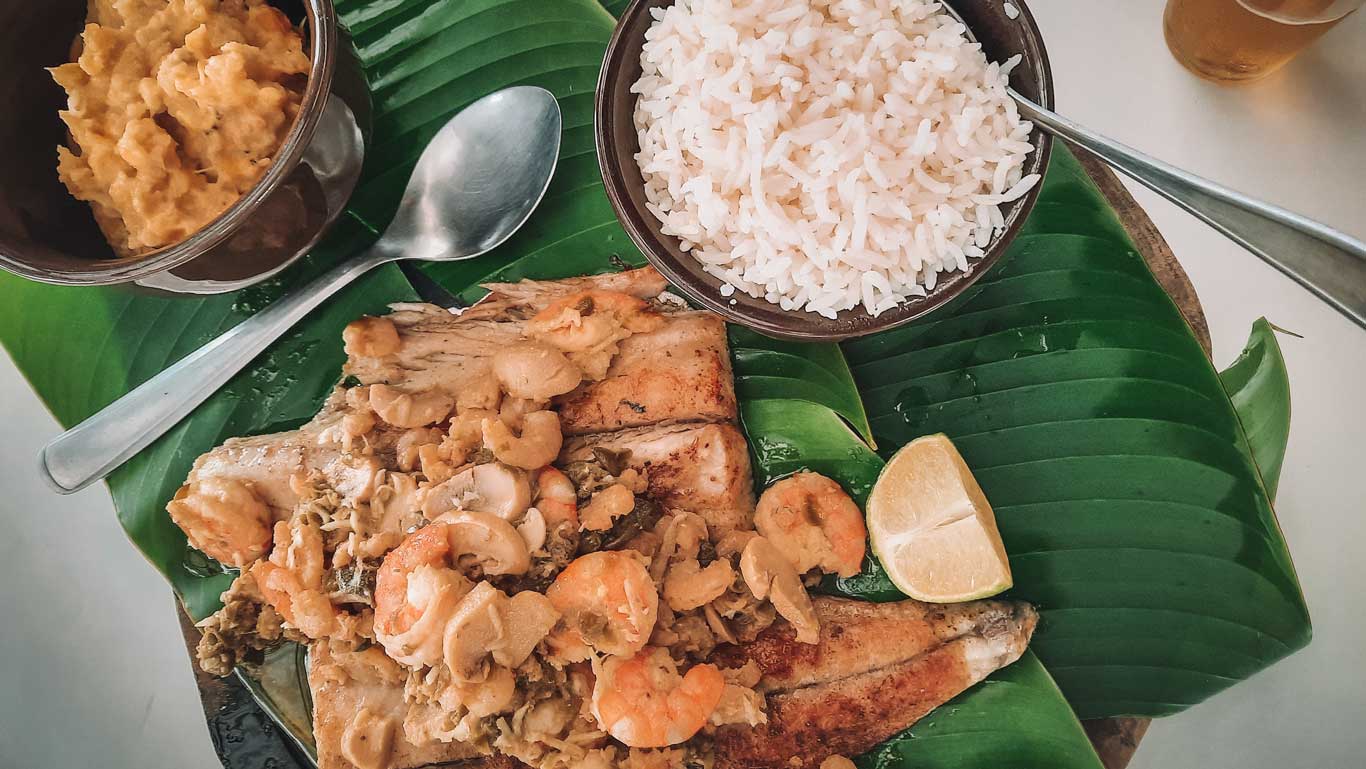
50;0;309;256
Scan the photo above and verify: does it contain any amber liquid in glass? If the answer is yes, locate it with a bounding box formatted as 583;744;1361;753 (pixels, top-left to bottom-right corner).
1164;0;1348;82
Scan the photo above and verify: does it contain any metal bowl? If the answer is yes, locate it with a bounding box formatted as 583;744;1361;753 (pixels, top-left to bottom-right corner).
0;0;370;295
595;0;1054;341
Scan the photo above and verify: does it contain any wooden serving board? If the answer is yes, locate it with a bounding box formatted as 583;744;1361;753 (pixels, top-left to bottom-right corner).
176;145;1207;769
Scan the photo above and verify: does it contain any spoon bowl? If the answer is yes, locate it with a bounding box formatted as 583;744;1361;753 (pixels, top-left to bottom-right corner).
386;87;562;262
39;86;563;494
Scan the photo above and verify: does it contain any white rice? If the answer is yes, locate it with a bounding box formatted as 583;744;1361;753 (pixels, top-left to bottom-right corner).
631;0;1039;318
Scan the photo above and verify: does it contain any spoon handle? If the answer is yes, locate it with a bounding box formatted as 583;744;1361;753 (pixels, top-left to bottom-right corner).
1012;91;1366;330
38;249;392;494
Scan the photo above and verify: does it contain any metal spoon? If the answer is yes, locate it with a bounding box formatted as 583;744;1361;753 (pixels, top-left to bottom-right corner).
39;86;563;494
942;1;1366;331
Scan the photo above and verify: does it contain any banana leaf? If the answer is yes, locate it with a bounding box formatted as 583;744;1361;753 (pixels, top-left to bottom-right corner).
839;147;1309;718
731;327;875;446
0;0;1302;766
1219;318;1293;499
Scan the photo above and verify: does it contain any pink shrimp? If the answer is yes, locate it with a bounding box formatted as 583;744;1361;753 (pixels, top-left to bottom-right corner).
251;517;339;640
546;551;658;658
534;467;579;527
591;647;725;747
754;472;867;578
372;512;530;668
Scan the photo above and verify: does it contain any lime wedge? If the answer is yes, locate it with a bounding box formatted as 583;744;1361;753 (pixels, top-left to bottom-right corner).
867;434;1012;603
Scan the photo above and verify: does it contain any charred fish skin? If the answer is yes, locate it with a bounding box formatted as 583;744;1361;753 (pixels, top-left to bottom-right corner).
712;598;1038;769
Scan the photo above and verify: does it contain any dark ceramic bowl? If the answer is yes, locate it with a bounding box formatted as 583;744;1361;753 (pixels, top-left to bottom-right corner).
596;0;1054;341
0;0;370;295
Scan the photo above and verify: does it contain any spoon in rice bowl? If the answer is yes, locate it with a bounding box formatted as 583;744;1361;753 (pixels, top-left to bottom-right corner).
935;1;1366;330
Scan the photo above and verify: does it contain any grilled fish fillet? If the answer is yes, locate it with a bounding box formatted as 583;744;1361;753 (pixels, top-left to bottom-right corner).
309;643;495;769
309;597;1034;769
310;644;524;769
554;310;736;435
178;267;737;519
178;400;386;518
343;267;731;434
711;597;1038;769
562;422;756;536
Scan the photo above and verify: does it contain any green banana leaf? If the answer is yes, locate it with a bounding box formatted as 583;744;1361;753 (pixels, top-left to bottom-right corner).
0;0;1302;766
1219;318;1293;499
856;653;1103;769
839;147;1309;718
731;327;875;446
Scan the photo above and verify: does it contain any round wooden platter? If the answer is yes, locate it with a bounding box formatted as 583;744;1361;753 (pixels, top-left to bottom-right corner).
175;145;1207;769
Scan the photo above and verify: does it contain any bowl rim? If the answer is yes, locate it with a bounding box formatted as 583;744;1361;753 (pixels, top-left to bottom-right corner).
595;0;1056;341
0;0;341;287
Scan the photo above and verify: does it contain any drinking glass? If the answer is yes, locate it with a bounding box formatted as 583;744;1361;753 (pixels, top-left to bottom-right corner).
1164;0;1363;82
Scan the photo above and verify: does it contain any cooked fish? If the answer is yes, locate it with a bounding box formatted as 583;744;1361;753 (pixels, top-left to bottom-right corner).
562;422;756;535
342;267;734;435
554;311;736;435
478;268;669;308
309;596;1033;769
710;597;1038;769
176;267;737;524
177;403;384;518
309;642;489;769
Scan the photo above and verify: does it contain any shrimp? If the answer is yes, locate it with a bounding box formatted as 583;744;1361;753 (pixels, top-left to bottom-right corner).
534;467;578;527
372;526;472;668
591;647;724;747
167;477;273;568
526;290;664;353
250;515;341;639
526;290;665;380
754;472;867;578
482;411;563;470
373;512;530;667
546;551;658;658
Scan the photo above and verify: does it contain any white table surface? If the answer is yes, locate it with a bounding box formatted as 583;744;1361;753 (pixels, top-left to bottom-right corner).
1;4;1363;768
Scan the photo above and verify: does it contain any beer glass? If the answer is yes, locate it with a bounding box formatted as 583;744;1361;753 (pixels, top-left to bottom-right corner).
1164;0;1363;82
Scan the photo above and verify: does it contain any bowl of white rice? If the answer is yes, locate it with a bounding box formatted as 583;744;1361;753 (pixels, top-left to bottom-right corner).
597;0;1054;340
